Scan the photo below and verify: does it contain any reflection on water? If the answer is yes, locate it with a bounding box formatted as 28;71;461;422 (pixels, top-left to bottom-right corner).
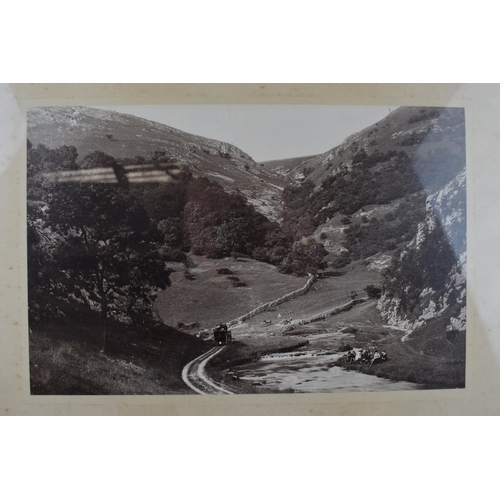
229;350;421;393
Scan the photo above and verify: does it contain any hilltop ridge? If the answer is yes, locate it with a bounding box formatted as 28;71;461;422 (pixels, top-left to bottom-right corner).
28;106;283;220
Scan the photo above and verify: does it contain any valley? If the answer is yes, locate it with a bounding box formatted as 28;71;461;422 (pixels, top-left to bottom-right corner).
27;104;467;395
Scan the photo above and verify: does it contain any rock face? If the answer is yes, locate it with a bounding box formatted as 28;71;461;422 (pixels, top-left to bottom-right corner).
377;168;466;335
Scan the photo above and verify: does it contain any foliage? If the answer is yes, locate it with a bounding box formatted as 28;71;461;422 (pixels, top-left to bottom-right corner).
365;284;382;299
329;252;351;269
343;194;427;260
27;143;79;199
81;151;130;187
216;268;234;275
281;208;316;242
180;176;290;263
282;180;314;211
278;107;465;271
313;150;421;222
120;155;147;165
44;182;171;350
278;238;327;276
134;172;294;268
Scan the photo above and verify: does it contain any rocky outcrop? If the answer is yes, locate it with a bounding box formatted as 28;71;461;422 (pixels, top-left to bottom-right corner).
377;168;466;336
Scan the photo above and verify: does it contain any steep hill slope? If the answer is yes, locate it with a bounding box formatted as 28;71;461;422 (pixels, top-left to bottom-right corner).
28;106;283;220
281;106;465;267
298;106;465;196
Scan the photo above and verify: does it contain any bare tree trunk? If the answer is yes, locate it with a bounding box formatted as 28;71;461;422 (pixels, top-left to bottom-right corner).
96;269;109;353
101;295;108;353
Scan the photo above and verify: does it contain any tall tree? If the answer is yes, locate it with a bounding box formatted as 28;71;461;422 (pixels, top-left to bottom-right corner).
46;182;171;352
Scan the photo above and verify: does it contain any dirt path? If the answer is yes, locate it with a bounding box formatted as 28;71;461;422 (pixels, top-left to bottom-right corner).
181;346;234;395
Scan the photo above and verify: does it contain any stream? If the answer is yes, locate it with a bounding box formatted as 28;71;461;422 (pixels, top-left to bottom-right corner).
229;348;421;393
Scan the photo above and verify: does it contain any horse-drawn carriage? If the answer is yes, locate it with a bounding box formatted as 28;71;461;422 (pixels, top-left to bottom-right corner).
213;324;232;346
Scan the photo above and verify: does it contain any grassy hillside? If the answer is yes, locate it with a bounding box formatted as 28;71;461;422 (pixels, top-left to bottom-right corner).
233;259;382;335
30;308;208;395
27;106;283;220
28;107;254;165
282;106;464;219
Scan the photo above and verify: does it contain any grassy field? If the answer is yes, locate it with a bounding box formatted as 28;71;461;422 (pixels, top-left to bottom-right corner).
233;259;383;337
156;255;309;331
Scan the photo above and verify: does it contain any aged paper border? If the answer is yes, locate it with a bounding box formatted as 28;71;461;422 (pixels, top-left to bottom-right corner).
1;83;497;415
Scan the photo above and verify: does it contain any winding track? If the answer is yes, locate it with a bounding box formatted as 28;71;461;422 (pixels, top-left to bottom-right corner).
181;273;316;394
182;346;234;395
181;297;369;394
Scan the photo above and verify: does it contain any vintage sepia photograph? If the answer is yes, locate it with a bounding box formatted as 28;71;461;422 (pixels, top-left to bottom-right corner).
27;104;466;395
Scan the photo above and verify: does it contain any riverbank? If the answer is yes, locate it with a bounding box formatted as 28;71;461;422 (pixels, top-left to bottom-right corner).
334;326;465;389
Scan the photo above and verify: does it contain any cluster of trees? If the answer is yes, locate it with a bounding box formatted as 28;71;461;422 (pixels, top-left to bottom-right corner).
280;148;431;270
314;150;423;223
142;174;293;266
143;173;325;275
281;149;424;234
27;140;78;199
351;148;398;169
28;144;174;352
278;238;327;275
